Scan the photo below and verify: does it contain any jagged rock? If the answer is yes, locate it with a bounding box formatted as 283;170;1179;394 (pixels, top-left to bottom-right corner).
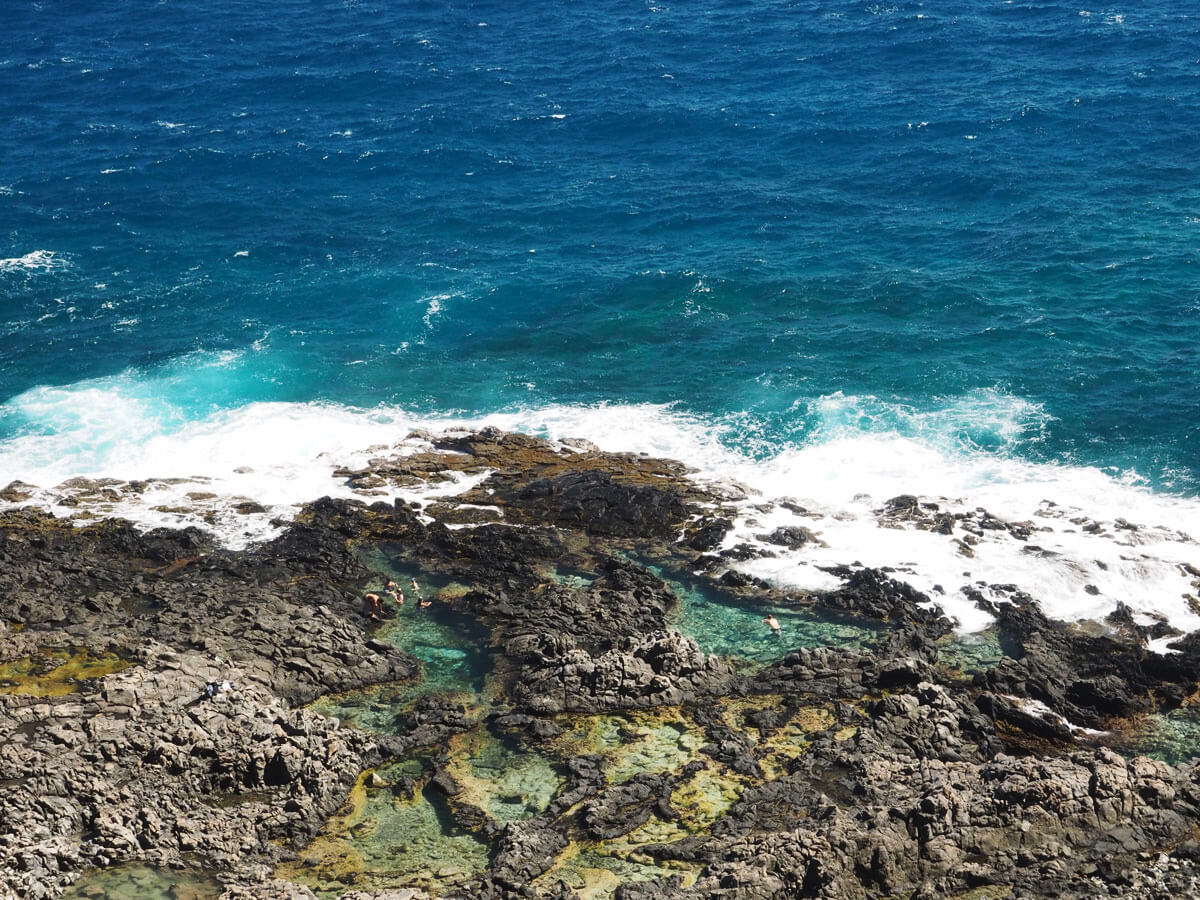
3;429;1200;900
0;480;37;502
759;525;819;549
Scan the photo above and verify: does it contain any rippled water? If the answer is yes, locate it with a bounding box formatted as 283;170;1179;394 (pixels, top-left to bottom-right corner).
3;0;1199;636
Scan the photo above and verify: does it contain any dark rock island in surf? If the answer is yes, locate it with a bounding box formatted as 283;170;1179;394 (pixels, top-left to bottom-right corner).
5;428;1200;899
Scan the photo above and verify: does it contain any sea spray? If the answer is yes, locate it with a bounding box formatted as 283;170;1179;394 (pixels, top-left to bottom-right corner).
1;391;1197;635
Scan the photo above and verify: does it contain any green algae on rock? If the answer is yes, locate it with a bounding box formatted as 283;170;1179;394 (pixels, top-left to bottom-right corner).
278;762;490;898
714;694;850;780
534;838;701;900
1110;707;1200;766
444;727;564;824
550;707;708;785
0;646;134;697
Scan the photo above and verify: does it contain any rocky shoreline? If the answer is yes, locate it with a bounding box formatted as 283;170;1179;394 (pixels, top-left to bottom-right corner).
4;428;1200;899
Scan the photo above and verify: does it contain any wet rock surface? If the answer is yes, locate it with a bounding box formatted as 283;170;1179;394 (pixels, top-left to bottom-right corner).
4;429;1200;899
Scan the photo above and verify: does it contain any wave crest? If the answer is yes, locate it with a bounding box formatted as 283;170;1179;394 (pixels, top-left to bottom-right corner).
1;376;1197;635
0;250;69;274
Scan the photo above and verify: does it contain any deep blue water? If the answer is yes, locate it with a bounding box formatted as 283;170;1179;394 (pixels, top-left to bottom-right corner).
1;0;1197;491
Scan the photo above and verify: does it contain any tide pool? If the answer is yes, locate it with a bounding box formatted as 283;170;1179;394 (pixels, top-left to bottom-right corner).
310;551;492;731
279;762;491;899
651;563;883;667
63;865;220;900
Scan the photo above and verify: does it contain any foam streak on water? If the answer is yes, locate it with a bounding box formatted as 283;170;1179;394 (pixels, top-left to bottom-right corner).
1;373;1197;635
0;250;67;273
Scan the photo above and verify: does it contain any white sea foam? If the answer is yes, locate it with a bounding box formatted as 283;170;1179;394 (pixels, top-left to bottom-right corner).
1014;697;1108;737
1;380;1197;637
421;293;449;329
0;250;68;274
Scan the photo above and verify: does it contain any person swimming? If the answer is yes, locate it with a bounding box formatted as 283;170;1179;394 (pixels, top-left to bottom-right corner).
763;614;781;634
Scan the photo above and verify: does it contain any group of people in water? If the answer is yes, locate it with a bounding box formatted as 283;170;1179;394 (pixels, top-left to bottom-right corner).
364;576;430;621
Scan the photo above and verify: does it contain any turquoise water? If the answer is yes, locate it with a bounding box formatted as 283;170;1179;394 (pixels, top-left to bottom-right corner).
662;564;1015;676
657;565;883;666
2;0;1198;490
314;614;492;734
312;549;492;731
361;547;491;696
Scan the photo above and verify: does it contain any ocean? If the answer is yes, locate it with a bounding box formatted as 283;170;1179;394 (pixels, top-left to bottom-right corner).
1;0;1198;634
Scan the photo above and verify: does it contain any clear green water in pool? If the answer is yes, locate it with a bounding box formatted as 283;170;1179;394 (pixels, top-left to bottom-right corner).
649;558;1015;677
1112;709;1200;767
63;865;220;899
544;562;597;591
310;601;491;731
354;544;473;606
311;548;492;731
447;728;564;824
282;761;491;898
936;629;1011;677
651;565;883;666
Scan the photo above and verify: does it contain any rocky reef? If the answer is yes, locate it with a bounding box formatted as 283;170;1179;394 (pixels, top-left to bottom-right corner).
5;427;1200;899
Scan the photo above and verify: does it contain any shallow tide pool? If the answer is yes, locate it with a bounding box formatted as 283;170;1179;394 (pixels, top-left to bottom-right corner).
278;761;491;898
63;864;220;900
653;564;883;666
311;549;493;731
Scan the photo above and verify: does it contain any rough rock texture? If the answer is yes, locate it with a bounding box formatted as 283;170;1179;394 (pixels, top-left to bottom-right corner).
4;429;1200;900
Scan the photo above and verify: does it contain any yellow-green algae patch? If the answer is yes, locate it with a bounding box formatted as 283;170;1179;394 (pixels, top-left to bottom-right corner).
444;727;564;824
0;647;134;697
948;888;1013;900
713;695;844;780
670;763;747;832
63;863;220;899
525;709;734;899
548;707;707;784
278;762;490;898
533;823;701;900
